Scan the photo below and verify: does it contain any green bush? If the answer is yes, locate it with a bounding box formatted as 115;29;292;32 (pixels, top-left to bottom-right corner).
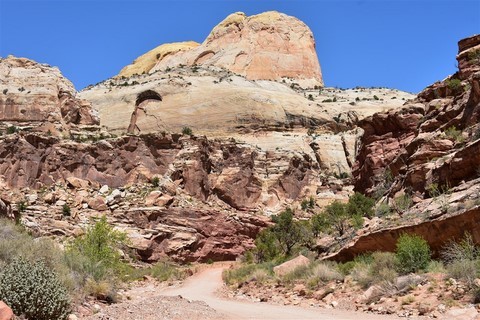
62;204;71;216
254;229;281;262
66;216;129;282
446;78;462;91
310;213;328;237
223;261;275;286
6;126;17;134
351;252;397;288
444;126;464;143
300;196;315;211
442;234;479;287
375;202;392;217
151;176;160;187
0;259;71;320
322;200;349;236
395;233;431;274
182;127;193;136
394;194;413;213
347;192;375;218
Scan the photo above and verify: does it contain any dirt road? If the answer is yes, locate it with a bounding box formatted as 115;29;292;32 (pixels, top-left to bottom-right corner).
160;266;400;320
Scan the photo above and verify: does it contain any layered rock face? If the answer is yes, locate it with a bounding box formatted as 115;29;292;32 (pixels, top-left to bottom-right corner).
0;56;99;135
119;11;323;87
0;133;326;211
353;34;480;198
334;34;480;260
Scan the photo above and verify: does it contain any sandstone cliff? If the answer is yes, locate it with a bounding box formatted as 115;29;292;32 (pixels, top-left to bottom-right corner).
0;56;99;135
119;11;323;87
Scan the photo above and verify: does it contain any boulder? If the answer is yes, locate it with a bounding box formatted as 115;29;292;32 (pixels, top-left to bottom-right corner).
273;254;310;277
0;301;13;320
88;196;108;211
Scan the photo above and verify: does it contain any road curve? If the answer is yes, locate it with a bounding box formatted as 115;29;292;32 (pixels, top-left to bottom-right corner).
160;266;400;320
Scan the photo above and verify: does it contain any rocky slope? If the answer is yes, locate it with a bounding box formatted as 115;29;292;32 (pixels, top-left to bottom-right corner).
119;11;323;87
325;34;480;260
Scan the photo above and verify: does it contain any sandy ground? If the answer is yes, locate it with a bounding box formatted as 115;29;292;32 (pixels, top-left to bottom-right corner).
84;265;403;320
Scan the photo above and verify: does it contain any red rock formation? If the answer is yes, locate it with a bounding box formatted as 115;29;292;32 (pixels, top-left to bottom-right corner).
353;34;480;198
127;207;270;262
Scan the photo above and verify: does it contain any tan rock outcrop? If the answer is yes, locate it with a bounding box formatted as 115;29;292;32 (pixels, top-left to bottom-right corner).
125;11;323;86
0;56;99;135
118;41;200;78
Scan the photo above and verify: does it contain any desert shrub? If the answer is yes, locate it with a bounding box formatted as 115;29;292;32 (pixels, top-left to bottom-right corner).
446;78;462;91
301;196;315;211
337;260;356;275
17;200;27;212
394;194;413;213
426;260;446;273
351;252;397;288
442;234;479;287
134;260;188;282
0;259;71;320
373;95;379;100
62;204;71;216
442;233;479;262
351;261;372;288
306;262;343;289
307;94;314;101
254;229;281;262
375;202;392;217
334;171;349;179
351;214;364;230
182;126;193;136
6;126;17;134
151;176;160;187
65;216;129;282
223;261;275;286
444;126;464;143
271;209;311;256
310;213;329;237
473;287;480;304
446;259;478;288
395;233;431;274
321;201;349;236
0;220;73;287
347;192;375;218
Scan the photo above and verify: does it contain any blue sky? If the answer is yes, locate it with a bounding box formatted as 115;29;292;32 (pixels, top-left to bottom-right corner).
0;0;478;93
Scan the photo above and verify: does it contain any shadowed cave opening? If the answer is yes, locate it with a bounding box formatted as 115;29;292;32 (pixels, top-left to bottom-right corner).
128;90;163;134
135;90;162;106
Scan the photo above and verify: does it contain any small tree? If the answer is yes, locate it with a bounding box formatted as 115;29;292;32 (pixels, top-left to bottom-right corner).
254;229;280;262
66;216;128;280
347;192;375;218
395;233;431;274
272;209;304;256
323;201;349;236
